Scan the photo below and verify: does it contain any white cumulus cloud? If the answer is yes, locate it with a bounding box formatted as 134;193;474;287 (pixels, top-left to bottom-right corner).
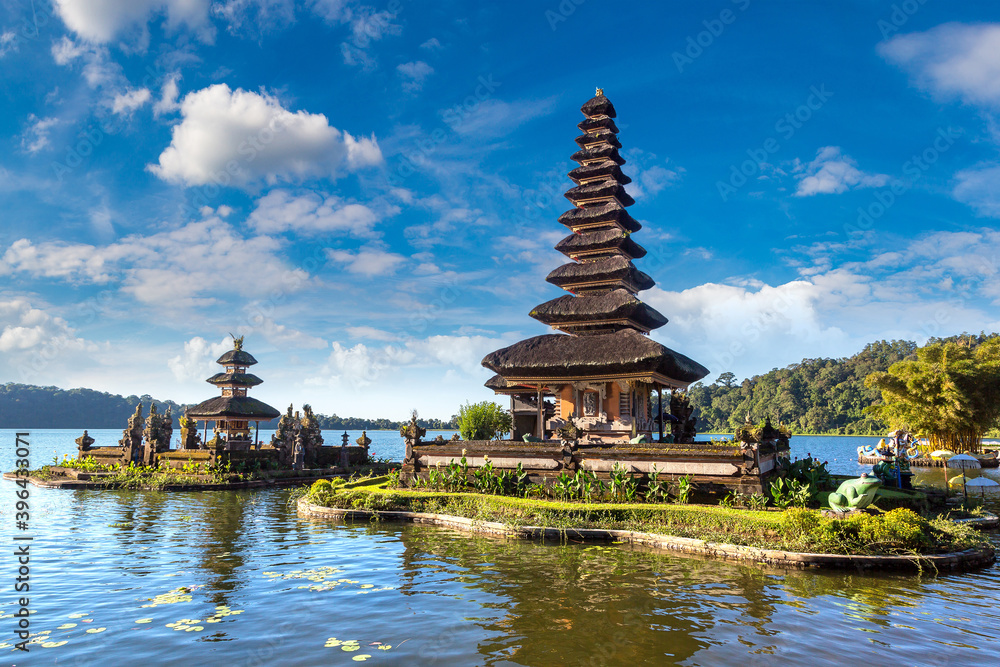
794;146;889;196
880;22;1000;107
148;84;382;187
325;247;405;276
248;190;379;236
397;60;433;92
112;87;151;114
53;0;214;43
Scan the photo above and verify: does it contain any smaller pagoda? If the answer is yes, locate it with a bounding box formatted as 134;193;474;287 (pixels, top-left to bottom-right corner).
187;336;280;450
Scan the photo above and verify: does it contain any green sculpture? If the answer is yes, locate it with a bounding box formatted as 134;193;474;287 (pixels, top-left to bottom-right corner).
827;473;882;512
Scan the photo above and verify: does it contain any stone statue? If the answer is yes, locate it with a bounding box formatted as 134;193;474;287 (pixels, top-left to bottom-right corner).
118;404;144;464
827;474;882;513
75;430;95;453
400;413;426;464
292;431;305;471
179;413;202;450
669;391;697;444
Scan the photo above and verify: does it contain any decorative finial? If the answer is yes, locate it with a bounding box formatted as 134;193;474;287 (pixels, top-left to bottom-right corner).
230;333;244;350
596;87;604;97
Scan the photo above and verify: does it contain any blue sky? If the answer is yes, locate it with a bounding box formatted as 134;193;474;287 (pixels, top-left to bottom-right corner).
1;0;999;420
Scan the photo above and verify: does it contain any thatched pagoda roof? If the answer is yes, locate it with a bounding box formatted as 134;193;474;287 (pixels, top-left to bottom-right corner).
574;131;622;149
568;160;631;185
570;144;624;165
217;349;258;366
554;229;646;260
564;180;635;207
558;201;640;233
578;116;619;134
530;288;667;333
186;396;280;420
482;329;708;386
545;256;654;293
580;93;616;118
206;372;264;387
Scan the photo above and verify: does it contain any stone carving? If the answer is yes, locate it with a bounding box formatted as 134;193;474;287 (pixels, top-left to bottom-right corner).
179;413;202;450
400;413;426;464
142;404;173;465
118;404;144;464
75;430;94;454
669;391;697;444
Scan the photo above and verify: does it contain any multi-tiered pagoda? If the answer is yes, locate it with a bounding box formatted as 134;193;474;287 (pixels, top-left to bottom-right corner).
482;90;708;443
187;337;280;450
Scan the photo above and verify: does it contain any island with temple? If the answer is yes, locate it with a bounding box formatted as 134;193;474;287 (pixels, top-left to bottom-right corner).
399;89;789;497
9;337;380;489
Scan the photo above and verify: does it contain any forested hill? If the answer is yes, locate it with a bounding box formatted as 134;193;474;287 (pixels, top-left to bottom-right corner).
0;382;458;431
687;334;998;435
0;383;187;429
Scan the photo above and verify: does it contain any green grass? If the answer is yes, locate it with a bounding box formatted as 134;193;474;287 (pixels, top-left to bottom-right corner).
304;477;987;557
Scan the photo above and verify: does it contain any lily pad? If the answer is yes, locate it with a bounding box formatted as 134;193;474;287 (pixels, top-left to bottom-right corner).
135;619;153;624
85;627;106;634
68;613;88;619
57;623;77;629
352;655;372;662
42;640;69;648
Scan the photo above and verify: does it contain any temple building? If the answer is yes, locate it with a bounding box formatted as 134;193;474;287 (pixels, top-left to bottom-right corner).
187;337;280;450
482;90;709;443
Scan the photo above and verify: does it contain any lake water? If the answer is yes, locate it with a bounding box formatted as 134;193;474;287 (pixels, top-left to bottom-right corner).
1;430;998;665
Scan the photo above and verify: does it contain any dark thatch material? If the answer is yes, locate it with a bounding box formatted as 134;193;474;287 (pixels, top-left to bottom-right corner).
564;180;635;207
530;289;668;332
206;372;264;387
555;229;646;260
546;256;655;293
558;201;640;233
216;349;258;366
570;144;624;165
581;94;616;118
577;116;619;134
568;160;631;185
485;374;509;390
574;131;622;149
482;329;709;384
186;396;280;420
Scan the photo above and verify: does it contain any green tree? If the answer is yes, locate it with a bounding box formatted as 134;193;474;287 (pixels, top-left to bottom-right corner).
865;338;1000;452
457;401;512;441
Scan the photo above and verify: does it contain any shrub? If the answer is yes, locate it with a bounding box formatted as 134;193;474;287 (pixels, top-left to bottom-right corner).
457;401;513;441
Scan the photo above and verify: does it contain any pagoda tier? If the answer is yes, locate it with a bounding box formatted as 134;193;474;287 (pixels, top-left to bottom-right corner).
206;372;264;387
568;161;631;185
530;289;667;334
558;201;640;233
482;329;707;387
554;229;646;261
545;255;654;294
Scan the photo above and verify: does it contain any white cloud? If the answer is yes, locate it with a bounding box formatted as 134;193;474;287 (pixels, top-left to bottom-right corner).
51;36;86;64
880;22;1000;107
0;299;98;383
325;247;405;276
111;87;151;114
622;149;683;200
953;164;1000;217
419;37;442;51
153;73;181;116
248;190;379;236
794;146;889;196
148;84;382;187
0;218;310;309
53;0;214;44
444;97;557;137
213;0;297;36
397;60;433;92
167;335;230;382
346;325;396;341
1;30;17;57
21;115;61;153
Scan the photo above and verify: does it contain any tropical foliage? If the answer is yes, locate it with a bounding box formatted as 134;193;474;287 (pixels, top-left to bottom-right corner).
865;336;1000;453
457;401;512;441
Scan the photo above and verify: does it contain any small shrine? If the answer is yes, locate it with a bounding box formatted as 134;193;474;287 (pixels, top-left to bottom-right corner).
482;89;709;443
187;336;281;450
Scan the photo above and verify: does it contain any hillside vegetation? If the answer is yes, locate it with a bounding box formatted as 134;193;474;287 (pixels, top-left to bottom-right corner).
687;334;999;435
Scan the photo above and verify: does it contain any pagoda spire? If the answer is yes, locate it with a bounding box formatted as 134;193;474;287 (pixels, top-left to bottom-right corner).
531;90;667;336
